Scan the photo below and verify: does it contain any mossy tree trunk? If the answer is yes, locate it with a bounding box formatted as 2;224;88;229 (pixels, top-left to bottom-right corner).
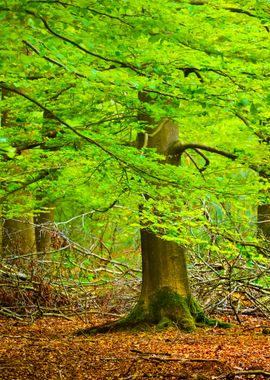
127;94;201;331
133;230;198;330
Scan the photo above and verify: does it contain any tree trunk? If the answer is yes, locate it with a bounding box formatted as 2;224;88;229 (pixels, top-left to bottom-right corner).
1;88;37;262
2;216;36;258
125;96;202;330
0;210;2;257
258;204;270;241
34;207;54;254
134;229;197;330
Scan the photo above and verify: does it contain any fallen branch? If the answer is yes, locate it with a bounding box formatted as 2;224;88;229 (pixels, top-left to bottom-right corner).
103;353;223;364
130;349;172;356
215;370;270;379
143;357;223;363
0;308;24;320
42;312;73;321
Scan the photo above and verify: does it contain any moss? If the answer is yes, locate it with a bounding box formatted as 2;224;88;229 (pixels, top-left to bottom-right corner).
149;287;196;331
188;296;232;329
74;290;232;336
188;296;208;323
122;301;149;324
157;316;173;330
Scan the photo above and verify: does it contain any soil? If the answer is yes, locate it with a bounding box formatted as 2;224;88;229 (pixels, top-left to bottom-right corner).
0;315;269;379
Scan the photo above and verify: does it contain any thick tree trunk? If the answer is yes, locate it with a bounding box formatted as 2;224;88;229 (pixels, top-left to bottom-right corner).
2;216;36;257
133;229;197;330
77;114;206;335
126;97;201;330
140;230;190;301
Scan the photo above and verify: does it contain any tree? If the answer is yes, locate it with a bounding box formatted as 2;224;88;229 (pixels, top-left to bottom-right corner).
127;95;198;331
1;0;270;329
0;88;37;262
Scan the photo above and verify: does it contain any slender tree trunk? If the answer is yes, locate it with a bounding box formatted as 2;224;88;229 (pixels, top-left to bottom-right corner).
258;204;270;241
34;207;54;254
33;108;59;259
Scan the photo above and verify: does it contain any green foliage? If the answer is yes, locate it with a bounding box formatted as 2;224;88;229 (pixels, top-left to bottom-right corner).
0;138;16;158
0;0;270;276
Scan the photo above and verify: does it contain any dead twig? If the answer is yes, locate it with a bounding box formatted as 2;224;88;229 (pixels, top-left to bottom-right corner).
103;353;223;364
0;308;24;320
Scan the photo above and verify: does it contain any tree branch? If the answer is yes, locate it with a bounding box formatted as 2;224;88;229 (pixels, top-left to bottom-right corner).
0;83;184;186
0;170;52;201
22;39;86;78
185;2;257;19
87;7;133;27
193;148;210;171
25;10;142;74
170;141;237;160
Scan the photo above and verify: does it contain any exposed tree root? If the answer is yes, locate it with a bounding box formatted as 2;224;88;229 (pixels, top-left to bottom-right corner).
75;289;232;336
74;314;231;336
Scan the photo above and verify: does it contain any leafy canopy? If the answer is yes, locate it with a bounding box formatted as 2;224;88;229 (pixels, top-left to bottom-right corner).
0;0;270;258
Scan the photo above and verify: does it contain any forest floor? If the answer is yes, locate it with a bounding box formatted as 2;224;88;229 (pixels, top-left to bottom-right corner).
0;315;269;380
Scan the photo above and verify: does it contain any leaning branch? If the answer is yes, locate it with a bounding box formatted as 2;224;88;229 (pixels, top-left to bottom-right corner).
22;39;86;78
0;83;121;159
